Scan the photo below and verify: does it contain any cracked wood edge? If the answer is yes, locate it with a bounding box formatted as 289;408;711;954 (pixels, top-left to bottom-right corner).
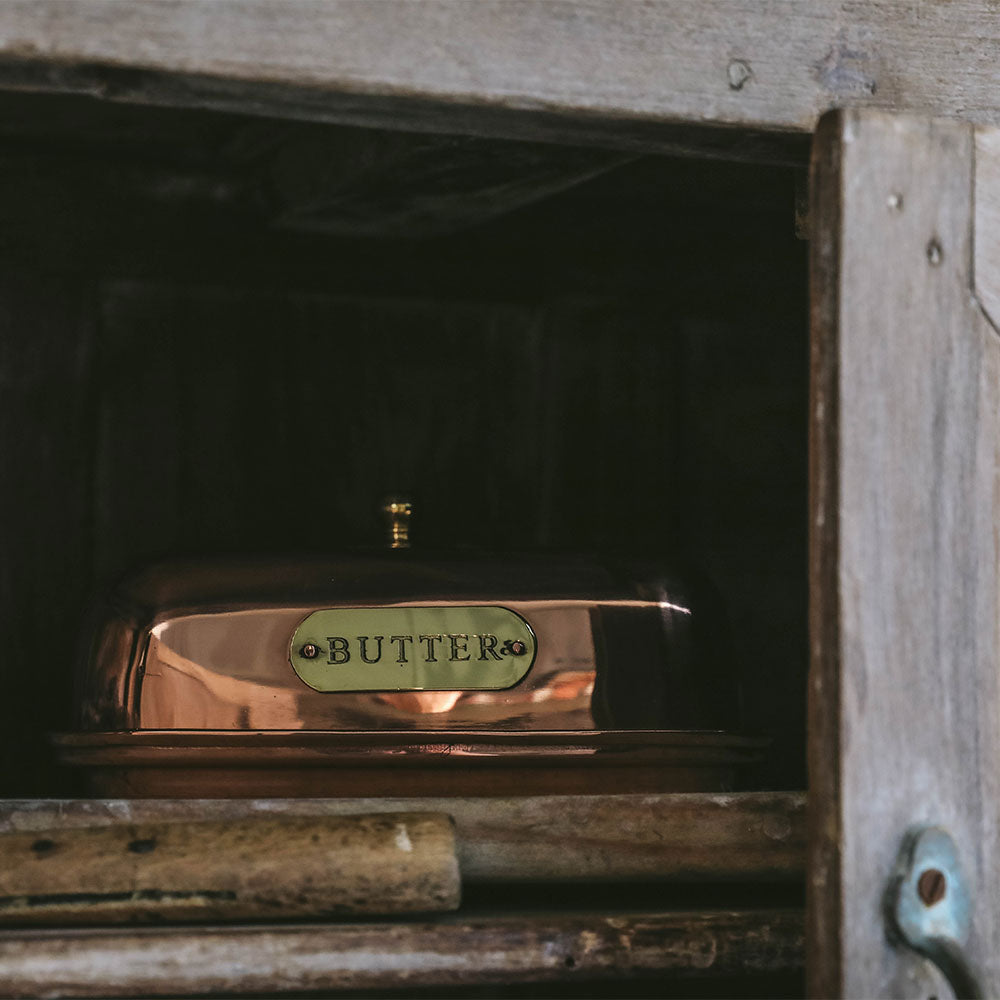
809;109;1000;998
974;127;1000;337
1;3;1000;157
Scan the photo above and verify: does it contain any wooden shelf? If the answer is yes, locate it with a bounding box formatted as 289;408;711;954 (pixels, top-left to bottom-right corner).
0;792;806;884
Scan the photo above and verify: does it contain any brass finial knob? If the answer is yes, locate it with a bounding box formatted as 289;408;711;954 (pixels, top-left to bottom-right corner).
381;497;412;549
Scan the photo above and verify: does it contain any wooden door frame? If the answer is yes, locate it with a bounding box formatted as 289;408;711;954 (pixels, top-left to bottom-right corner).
809;108;1000;997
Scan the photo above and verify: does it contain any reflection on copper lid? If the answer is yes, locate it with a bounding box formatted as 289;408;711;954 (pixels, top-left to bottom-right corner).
375;691;465;714
76;552;734;740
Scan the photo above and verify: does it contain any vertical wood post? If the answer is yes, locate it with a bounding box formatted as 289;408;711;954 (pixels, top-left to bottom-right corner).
809;110;1000;996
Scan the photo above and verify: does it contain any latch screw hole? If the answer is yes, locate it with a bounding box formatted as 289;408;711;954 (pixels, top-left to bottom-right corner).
917;868;947;907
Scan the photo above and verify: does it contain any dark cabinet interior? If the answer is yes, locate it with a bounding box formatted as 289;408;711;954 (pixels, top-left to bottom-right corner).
0;92;808;796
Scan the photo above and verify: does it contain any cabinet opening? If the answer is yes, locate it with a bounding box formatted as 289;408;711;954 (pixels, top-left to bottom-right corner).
0;93;808;796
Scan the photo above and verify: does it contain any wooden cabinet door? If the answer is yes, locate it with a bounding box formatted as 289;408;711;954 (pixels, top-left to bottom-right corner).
809;110;1000;997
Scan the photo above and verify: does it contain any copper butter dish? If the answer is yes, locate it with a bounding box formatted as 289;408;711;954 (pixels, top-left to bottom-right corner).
56;500;761;796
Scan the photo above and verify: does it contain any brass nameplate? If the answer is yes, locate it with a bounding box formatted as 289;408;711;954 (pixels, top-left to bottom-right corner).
289;606;536;692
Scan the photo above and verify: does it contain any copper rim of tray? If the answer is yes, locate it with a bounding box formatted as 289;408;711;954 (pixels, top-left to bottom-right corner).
52;730;766;768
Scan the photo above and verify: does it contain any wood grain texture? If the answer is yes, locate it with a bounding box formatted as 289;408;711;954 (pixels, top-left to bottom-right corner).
0;2;1000;157
0;812;459;925
809;110;1000;997
90;287;688;570
0;269;97;797
0;794;806;884
0;908;804;998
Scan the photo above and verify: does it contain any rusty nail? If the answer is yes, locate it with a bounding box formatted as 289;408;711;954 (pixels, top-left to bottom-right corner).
917;867;947;906
300;643;319;659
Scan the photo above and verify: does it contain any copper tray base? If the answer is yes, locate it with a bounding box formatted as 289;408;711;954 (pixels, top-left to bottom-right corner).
54;731;765;797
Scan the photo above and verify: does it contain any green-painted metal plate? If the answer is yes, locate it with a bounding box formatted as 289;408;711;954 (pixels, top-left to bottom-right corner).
289;606;536;692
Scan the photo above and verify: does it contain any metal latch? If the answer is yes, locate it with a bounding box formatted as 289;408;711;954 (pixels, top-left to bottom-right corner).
885;827;983;999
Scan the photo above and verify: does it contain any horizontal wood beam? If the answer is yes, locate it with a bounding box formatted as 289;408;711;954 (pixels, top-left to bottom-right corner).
0;793;806;883
0;908;804;997
0;2;996;160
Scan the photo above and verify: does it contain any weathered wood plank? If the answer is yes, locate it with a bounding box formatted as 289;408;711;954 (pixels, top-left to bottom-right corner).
0;908;804;998
0;812;459;925
0;793;806;884
0;2;999;157
809;110;1000;996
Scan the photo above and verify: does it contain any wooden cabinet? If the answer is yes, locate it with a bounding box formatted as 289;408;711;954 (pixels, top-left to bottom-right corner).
0;3;998;996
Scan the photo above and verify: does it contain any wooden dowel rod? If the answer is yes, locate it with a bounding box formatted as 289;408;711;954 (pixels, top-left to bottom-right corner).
0;812;459;925
0;908;805;998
